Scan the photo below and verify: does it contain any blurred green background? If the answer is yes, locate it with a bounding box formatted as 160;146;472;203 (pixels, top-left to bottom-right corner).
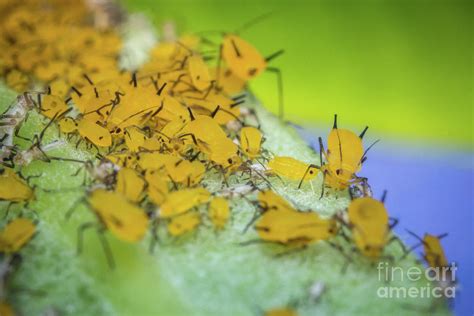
123;0;472;148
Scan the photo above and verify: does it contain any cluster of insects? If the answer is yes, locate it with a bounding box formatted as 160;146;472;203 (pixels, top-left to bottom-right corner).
0;1;454;315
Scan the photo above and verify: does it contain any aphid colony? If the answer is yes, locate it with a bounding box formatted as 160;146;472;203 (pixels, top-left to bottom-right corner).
0;0;453;315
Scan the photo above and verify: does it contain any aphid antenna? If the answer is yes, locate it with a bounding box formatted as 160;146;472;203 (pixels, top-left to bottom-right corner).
265;49;284;63
129;72;138;87
437;232;449;240
297;164;319;189
71;86;82;97
381;190;388;203
359;126;369;139
232;93;247;101
333;114;338;129
230;99;246;108
187;107;196;120
156;82;168;96
359;139;380;165
83;73;94;85
234;12;274;35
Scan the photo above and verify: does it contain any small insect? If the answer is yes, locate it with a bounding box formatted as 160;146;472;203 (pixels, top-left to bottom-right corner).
115;168;146;203
318;115;373;192
187;54;212;91
57;115;112;149
37;94;69;119
255;207;337;246
0;168;35;205
219;26;285;117
347;197;390;260
242;189;292;234
0;301;15;316
69;189;149;268
165;159;206;186
145;169;169;205
405;231;450;269
167;211;201;236
208;197;230;229
159;187;211;218
239;126;263;159
267;156;319;188
264;307;298;316
0;218;36;253
124;126;148;152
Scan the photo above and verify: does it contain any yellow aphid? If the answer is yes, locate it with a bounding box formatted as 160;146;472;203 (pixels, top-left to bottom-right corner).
49;79;70;98
105;152;138;168
165;159;205;186
0;168;34;202
71;86;115;115
115;168;146;202
145;169;169;205
181;115;239;168
107;84;163;129
0;302;15;316
88;189;148;242
159;187;211;218
320;115;367;189
6;69;29;92
222;35;267;80
137;152;180;171
78;119;112;147
267;157;319;187
212;67;245;95
423;234;449;268
265;308;298;316
58;117;78;134
257;190;292;212
0;218;36;253
124;126;147;152
167;211;201;236
256;208;337;245
209;197;230;229
240;126;262;159
187;54;211;91
40;94;69;119
348;197;389;260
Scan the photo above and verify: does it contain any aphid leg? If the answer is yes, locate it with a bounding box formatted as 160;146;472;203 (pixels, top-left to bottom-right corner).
149;220;160;255
97;228;116;269
387;235;409;261
2;202;14;219
266;67;284;120
326;240;353;274
76;221;96;255
76;138;83;149
14;127;31;142
274;245;306;258
400;229;427;261
65;197;86;221
388;217;398;230
242;209;262;234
